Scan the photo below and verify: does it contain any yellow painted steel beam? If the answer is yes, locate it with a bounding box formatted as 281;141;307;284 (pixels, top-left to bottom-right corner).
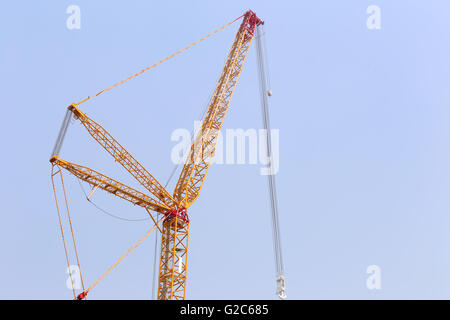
173;11;261;209
50;155;170;214
68;105;177;208
157;212;190;300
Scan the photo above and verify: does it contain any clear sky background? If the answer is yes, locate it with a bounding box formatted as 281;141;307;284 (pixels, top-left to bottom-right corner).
1;0;450;299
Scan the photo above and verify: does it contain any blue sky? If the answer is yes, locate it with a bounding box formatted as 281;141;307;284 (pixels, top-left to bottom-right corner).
1;1;450;299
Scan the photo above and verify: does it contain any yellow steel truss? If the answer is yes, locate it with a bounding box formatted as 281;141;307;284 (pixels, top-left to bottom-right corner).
157;212;190;300
68;105;176;208
173;14;258;209
50;155;169;214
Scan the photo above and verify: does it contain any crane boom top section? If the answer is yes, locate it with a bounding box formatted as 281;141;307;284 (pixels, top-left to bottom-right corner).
173;10;263;208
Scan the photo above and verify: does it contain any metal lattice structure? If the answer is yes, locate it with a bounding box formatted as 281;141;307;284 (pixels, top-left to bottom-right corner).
157;209;189;300
50;10;263;300
174;12;261;208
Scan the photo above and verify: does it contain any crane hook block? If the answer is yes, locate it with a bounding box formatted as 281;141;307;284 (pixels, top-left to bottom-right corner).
76;291;88;300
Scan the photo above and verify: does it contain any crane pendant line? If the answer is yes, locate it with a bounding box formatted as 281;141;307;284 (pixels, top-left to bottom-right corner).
255;25;286;300
51;165;86;298
73;15;244;107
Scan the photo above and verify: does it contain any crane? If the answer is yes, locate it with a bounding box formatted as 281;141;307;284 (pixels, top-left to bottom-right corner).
50;10;284;300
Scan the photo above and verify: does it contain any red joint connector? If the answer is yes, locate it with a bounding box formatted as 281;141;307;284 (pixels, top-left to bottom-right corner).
76;291;88;300
241;10;263;36
164;208;189;223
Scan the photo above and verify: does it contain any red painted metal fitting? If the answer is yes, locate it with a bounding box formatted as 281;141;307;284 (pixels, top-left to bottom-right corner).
241;10;263;36
76;291;88;300
164;208;189;223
